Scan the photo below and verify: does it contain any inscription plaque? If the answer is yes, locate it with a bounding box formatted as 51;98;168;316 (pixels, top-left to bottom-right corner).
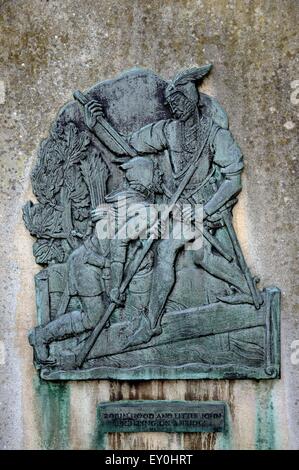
96;400;226;449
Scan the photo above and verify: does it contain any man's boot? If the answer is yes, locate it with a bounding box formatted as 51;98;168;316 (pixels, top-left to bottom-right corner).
28;311;86;363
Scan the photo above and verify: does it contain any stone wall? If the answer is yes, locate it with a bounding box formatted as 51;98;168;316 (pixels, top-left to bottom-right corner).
0;0;298;449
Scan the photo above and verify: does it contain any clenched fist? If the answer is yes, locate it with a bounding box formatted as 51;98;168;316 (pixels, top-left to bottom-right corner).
84;100;104;129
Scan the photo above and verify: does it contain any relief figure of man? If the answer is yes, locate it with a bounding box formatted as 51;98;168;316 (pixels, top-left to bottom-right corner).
83;66;260;346
29;157;159;363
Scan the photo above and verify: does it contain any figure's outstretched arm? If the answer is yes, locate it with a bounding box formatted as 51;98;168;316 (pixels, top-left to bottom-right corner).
204;128;243;217
84;100;168;156
204;170;242;216
84;100;136;156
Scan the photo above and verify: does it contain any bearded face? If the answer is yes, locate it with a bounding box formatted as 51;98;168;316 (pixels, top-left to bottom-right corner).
166;92;198;121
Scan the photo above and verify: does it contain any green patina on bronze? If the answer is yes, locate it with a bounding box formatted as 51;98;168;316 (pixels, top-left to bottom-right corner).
23;67;281;381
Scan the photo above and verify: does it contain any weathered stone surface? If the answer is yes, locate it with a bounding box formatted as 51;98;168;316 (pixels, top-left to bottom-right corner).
0;0;298;450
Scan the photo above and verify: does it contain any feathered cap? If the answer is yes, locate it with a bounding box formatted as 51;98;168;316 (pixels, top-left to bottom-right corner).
165;64;212;104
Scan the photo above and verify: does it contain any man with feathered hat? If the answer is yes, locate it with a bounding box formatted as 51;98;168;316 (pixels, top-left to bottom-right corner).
84;65;260;346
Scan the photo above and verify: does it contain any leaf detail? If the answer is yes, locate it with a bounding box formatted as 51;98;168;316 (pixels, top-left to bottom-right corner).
33;239;64;265
22;201;62;238
80;148;110;208
24;117;108;266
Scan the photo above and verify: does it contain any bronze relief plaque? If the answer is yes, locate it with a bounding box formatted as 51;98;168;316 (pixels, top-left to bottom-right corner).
23;67;280;380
